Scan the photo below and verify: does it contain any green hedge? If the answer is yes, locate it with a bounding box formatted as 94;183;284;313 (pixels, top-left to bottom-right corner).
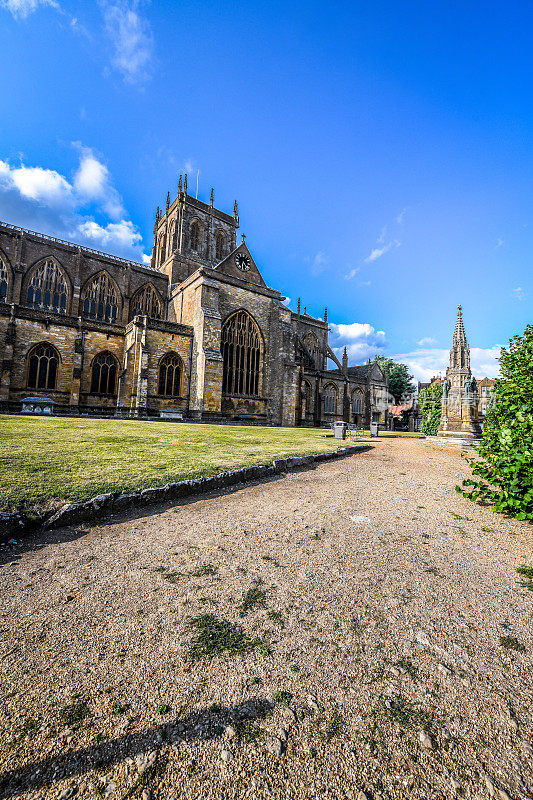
457;325;533;521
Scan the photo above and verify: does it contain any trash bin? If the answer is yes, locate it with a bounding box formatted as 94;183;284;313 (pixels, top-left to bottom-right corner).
370;422;379;437
333;421;348;440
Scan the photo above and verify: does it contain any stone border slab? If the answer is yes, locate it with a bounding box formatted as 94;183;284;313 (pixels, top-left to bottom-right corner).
425;435;481;449
0;445;364;542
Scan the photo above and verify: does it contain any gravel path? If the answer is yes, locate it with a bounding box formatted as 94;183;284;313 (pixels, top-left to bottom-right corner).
0;438;532;800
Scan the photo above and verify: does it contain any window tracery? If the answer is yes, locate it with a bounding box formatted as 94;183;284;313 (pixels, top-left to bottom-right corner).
26;259;68;314
190;221;200;251
158;352;182;396
130;284;162;320
90;351;118;394
303;332;321;368
352;391;363;415
159;233;167;265
323;384;337;414
215;231;225;260
82;273;119;324
221;310;261;397
27;342;59;390
0;257;9;303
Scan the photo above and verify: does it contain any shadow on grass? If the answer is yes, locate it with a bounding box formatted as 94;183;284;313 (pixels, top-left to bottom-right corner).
0;697;274;798
0;446;373;566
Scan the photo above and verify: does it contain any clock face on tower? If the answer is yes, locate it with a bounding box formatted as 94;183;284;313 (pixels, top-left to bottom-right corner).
235;252;251;271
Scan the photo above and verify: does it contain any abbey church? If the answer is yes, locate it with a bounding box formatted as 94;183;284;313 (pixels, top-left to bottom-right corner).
0;177;387;427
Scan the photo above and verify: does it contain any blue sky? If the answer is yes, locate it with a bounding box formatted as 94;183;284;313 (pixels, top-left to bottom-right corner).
1;0;531;380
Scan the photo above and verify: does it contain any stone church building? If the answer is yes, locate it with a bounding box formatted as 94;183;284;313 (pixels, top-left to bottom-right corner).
0;178;387;427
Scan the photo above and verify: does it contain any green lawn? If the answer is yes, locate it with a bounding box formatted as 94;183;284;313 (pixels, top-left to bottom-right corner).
0;416;348;512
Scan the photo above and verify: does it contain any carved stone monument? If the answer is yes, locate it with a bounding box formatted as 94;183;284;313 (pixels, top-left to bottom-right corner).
433;305;482;446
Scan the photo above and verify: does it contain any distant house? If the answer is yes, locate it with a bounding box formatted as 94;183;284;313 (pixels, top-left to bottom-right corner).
477;377;497;419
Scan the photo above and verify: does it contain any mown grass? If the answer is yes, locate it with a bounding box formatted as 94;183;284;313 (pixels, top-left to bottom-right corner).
0;416;346;512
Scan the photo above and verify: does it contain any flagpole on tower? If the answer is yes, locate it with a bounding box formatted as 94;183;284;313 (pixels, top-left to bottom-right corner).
196;169;199;199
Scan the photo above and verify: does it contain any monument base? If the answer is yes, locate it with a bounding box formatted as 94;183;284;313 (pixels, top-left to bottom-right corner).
425;434;481;449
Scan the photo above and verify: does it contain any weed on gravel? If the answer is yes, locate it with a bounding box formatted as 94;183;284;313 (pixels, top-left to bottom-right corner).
110;701;128;716
516;565;533;591
499;635;526;652
239;578;268;615
267;609;284;627
380;696;435;732
394;657;418;680
235;718;265;744
273;690;293;706
186;614;261;660
191;564;218;577
163;571;182;584
59;699;91;726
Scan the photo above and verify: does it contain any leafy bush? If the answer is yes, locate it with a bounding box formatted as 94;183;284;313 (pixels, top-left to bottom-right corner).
419;381;443;435
457;324;533;520
370;357;415;402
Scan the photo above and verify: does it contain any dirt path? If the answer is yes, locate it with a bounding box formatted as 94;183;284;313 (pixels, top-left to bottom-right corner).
1;438;532;800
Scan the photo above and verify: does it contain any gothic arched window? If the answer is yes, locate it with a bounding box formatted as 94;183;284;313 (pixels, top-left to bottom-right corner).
0;256;9;303
303;332;321;368
323;384;337;414
90;351;118;394
158;352;182;396
159;233;167;265
352;391;363;415
82;273;119;324
221;310;262;397
190;221;200;251
27;342;59;390
215;231;225;260
129;284;163;320
26;259;68;314
169;221;176;251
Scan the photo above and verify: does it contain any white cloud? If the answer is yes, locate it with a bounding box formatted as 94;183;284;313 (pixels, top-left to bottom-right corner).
496;237;504;248
77;219;142;249
344;266;360;280
1;0;58;18
417;337;437;346
72;143;124;219
364;240;400;263
309;250;328;276
101;0;154;84
512;286;525;300
0;161;73;206
377;226;387;244
397;207;408;224
0;147;146;261
392;346;501;383
329;322;387;363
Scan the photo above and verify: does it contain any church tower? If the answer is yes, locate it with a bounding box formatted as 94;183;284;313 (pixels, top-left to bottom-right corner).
150;175;239;285
437;305;482;444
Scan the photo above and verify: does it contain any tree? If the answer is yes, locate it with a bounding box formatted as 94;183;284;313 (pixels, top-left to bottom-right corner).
457;324;533;520
418;381;443;435
369;356;415;403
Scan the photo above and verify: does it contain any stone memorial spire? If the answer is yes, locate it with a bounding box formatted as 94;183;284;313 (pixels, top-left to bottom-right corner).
435;305;481;445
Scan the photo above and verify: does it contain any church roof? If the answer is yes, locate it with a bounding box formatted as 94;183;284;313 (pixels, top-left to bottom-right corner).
213;239;267;288
345;364;373;377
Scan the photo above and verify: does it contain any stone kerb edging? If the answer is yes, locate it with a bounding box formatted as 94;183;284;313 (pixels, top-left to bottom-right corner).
0;445;363;542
